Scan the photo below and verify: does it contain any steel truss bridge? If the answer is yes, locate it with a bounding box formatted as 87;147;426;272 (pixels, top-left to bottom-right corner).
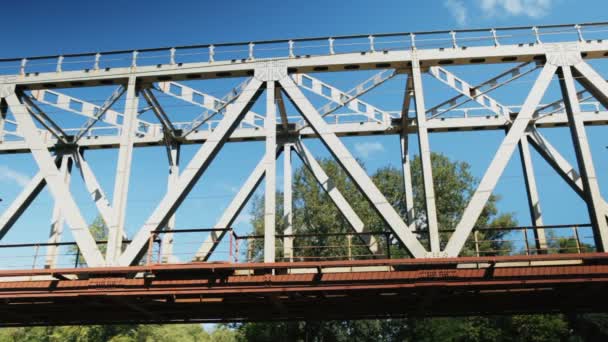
0;22;608;325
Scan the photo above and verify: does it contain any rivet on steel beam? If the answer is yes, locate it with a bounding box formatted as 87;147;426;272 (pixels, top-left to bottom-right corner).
209;45;215;63
288;40;295;58
56;56;64;73
329;37;335;55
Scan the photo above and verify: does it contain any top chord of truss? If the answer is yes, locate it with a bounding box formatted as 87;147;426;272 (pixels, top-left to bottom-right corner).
2;22;608;89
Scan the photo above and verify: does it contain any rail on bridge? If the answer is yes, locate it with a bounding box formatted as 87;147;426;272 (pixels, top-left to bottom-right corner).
0;22;607;325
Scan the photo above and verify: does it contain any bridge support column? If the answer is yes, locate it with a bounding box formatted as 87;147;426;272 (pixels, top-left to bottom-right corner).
411;57;440;253
160;143;180;263
518;135;547;252
108;76;139;265
559;65;608;251
45;154;72;269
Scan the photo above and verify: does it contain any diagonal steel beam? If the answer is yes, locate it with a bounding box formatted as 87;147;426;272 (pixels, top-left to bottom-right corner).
527;129;608;218
444;63;557;257
160;143;180;263
30;89;152;129
559;65;608;250
21;94;68;143
73;151;119;230
279;74;427;258
74;85;126;142
45;154;72;269
6;92;106;266
193;151;272;262
156;81;262;129
518;133;547;251
0;170;49;240
427;62;538;119
118;77;264;266
294;140;378;254
141;88;176;137
293;71;395;121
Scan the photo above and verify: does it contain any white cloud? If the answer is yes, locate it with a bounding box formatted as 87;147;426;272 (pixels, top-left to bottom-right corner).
478;0;553;18
354;142;384;158
0;165;30;187
445;0;468;26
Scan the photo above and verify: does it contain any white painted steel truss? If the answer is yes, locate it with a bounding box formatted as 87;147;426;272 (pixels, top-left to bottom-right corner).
0;23;608;266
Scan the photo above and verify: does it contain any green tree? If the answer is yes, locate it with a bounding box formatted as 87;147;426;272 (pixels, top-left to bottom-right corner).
237;152;574;341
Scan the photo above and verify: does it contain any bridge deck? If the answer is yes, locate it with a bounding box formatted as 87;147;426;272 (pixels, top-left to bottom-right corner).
1;253;607;326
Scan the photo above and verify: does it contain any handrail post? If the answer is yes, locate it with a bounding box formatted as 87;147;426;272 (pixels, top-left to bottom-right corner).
229;228;233;262
385;232;391;259
32;244;40;269
328;37;335;55
248;42;255;60
56;55;64;73
532;26;542;45
450;31;458;49
474;230;480;257
491;28;500;46
573;225;582;253
575;24;585;42
169;47;176;65
368;35;375;52
94;53;101;70
209;45;215;63
20;58;27;75
523;228;530;255
288;40;295;58
74;246;80;268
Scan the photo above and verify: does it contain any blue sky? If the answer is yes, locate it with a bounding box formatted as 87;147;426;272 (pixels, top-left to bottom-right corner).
0;0;607;266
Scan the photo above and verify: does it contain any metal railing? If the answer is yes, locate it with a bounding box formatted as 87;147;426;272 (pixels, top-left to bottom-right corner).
2;22;608;76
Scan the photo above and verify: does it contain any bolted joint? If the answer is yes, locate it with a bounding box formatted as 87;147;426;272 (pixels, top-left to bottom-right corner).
254;61;288;81
0;84;16;99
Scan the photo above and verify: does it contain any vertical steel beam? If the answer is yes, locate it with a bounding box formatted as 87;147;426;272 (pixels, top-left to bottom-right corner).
160;143;180;263
294;140;377;253
444;63;557;257
400;74;415;226
108;77;139;265
6;92;105;266
118;78;263;266
558;66;608;251
518;135;547;251
283;143;294;261
411;58;440;253
279;75;427;258
400;75;416;225
45;154;72;268
264;81;277;263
